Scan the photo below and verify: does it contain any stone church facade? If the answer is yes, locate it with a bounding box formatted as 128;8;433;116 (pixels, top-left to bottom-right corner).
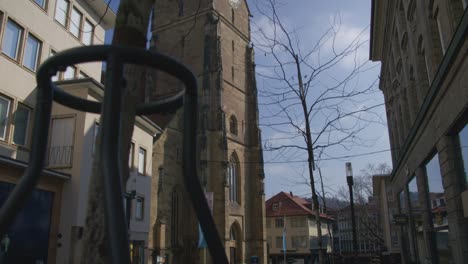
370;0;467;263
146;1;266;263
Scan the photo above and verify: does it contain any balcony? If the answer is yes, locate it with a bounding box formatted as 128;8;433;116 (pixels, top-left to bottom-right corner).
46;145;73;168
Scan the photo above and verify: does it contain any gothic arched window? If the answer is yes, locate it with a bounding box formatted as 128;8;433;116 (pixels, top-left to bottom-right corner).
228;154;239;203
230;115;238;135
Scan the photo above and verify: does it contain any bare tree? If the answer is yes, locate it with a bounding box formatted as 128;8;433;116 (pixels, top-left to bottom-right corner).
251;0;384;262
80;1;154;263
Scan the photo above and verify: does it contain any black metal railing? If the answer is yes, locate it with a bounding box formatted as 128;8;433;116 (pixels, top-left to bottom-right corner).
0;45;228;264
46;145;73;167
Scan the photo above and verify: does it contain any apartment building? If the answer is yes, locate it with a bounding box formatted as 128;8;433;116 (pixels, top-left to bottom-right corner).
370;0;468;263
0;1;159;263
265;192;333;264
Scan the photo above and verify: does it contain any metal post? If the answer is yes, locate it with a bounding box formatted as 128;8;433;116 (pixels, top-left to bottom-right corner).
346;162;358;262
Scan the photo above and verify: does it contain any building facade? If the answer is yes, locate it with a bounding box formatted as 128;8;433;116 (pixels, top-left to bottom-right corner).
147;1;266;264
370;0;468;263
265;192;333;264
0;1;159;263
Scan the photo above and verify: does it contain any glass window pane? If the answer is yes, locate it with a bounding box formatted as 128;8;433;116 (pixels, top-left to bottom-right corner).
55;0;69;26
82;20;93;45
70;7;82;38
138;148;146;174
0;96;11;140
23;34;41;71
34;0;46;8
63;66;76;79
408;176;422;230
2;20;23;60
135;197;143;220
459;125;468;183
13;105;30;145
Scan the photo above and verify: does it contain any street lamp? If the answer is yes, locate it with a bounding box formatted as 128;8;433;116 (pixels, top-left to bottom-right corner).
346;162;358;256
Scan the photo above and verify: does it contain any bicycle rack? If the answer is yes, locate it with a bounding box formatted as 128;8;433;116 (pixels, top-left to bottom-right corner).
0;45;228;264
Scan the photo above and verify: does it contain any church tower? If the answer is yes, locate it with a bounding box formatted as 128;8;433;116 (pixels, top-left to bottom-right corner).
147;1;266;263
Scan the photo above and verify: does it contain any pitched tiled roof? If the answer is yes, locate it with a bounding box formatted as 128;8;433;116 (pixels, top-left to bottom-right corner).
266;192;333;220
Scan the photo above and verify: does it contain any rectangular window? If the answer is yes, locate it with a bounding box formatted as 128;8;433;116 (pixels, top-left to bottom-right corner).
13;104;31;146
2;19;23;60
82;19;93;45
275;218;284;228
55;0;69;26
63;66;76;79
291;216;306;227
33;0;47;9
48;117;74;167
135;196;144;220
92;122;99;154
70;7;82;38
458;124;468;184
275;236;282;248
129;142;134;167
23;34;41;71
138;147;146;174
291;236;307;248
0;96;11;140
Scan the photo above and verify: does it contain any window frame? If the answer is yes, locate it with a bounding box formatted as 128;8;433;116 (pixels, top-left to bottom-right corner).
22;32;42;72
54;0;70;27
0;95;12;141
12;103;31;147
2;18;24;62
135;196;144;221
82;19;94;45
138;147;147;175
69;6;83;39
31;0;48;10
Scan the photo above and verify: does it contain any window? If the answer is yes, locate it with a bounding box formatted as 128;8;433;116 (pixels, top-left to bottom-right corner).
138;147;146;174
292;236;307;248
275;218;284;228
82;19;94;45
2;19;23;60
291;216;306;227
458;124;468;184
48;117;74;167
13;104;30;146
228;154;239;203
230;115;238;135
70;7;82;38
275;236;282;248
55;0;69;26
425;153;452;263
23;34;41;71
129;142;134;167
63;66;76;79
0;96;11;140
92;122;99;154
408;176;422;231
171;189;179;246
135;196;144;220
33;0;47;9
272;203;279;211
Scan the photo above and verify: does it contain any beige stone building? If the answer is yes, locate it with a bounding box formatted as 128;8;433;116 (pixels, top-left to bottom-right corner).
147;0;266;263
370;0;468;263
0;1;159;263
265;192;333;264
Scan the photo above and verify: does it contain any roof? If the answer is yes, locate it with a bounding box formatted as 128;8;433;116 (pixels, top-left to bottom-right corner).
266;192;333;220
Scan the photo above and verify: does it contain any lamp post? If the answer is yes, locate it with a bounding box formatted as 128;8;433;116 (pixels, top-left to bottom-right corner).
346;162;358;257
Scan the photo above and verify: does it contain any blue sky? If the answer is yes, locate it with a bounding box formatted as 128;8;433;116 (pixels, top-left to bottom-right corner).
104;0;391;200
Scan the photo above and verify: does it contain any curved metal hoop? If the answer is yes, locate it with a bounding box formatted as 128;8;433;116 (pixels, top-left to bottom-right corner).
0;45;228;264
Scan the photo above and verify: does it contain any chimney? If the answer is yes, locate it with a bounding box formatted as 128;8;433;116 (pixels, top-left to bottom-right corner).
290;191;293;197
